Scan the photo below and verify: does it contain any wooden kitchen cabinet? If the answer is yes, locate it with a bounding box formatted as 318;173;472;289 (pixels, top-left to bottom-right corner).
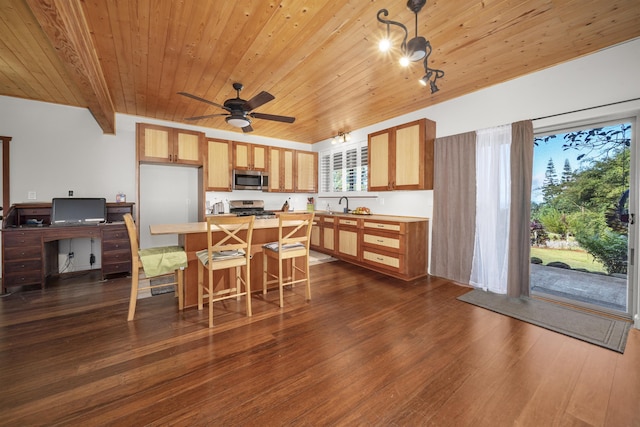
368;118;435;191
295;151;318;193
137;123;203;165
310;215;336;255
267;147;295;192
336;217;359;261
360;218;427;280
233;142;268;171
205;138;232;191
311;213;428;281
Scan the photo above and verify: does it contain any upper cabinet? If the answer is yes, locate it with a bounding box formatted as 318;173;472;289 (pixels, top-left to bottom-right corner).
137;123;203;166
206;138;232;191
268;147;295;192
233;142;268;171
295;151;318;193
368;118;435;191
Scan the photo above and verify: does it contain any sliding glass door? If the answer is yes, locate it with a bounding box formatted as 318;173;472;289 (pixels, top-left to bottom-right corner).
530;119;634;317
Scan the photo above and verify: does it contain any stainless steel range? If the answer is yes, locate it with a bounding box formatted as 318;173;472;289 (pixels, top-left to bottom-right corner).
229;200;276;219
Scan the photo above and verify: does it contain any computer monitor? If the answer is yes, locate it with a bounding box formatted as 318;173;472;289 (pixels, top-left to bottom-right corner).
51;198;106;225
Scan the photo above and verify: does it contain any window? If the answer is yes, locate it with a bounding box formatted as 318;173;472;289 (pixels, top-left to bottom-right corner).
320;141;368;193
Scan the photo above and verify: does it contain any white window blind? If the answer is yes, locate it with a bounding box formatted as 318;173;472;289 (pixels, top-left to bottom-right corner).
320;141;368;193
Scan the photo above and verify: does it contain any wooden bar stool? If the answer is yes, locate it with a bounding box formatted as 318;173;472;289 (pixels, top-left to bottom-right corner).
262;212;314;308
196;215;255;328
123;213;187;321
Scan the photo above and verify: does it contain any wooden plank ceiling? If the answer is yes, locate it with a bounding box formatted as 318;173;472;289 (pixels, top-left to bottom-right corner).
1;0;639;143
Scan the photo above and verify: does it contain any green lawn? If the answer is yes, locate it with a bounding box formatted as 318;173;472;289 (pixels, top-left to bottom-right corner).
530;247;606;273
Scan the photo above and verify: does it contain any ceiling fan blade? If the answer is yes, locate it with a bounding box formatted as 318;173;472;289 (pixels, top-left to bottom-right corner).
184;113;229;121
244;91;275;111
250;112;296;123
177;92;229;111
242;124;254;133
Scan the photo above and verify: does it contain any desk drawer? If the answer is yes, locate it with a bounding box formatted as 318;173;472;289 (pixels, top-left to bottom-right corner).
4;271;42;286
102;261;131;275
4;245;42;261
4;259;42;274
102;248;130;264
3;233;41;247
102;227;128;241
102;239;129;252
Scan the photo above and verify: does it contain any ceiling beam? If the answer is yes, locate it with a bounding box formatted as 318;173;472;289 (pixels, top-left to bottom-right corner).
26;0;115;134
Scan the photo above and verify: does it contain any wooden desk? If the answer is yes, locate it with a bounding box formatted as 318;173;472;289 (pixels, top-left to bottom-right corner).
1;203;134;292
150;218;305;308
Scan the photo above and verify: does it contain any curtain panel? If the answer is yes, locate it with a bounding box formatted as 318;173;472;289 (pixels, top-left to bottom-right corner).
431;132;477;284
507;120;534;297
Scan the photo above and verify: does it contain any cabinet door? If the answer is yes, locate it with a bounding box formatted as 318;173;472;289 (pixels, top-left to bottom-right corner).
233;142;251;170
268;147;282;192
252;144;268;171
310;224;321;249
295;151;318;193
394;121;424;190
206;138;232;191
282;149;295;192
138;124;172;163
175;129;203;165
368;130;392;191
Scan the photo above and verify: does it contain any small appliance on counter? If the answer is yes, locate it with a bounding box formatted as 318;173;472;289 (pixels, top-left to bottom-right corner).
229;200;276;219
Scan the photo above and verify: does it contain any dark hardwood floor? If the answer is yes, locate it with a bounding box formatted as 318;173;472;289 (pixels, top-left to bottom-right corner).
1;260;638;426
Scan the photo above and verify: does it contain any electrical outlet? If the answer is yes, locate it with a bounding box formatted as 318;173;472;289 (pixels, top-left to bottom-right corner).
68;190;74;197
68;252;74;259
28;191;36;200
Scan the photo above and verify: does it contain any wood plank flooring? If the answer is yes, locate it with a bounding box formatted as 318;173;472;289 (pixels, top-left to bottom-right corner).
0;261;638;426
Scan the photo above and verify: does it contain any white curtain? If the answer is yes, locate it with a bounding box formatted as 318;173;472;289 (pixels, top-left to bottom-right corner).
470;125;512;293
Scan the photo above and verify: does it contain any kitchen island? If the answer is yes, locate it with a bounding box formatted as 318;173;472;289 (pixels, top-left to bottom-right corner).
150;217;308;308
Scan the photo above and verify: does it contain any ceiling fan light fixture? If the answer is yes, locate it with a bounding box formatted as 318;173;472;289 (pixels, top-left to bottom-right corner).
226;115;251;128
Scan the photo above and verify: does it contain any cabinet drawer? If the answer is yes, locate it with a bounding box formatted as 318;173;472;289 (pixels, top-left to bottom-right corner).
4;259;42;274
4;271;43;286
102;227;129;241
102;261;132;275
338;218;358;227
4;246;42;261
3;232;42;247
324;217;335;224
363;250;400;270
102;239;130;252
102;249;130;263
363;221;401;232
363;233;400;251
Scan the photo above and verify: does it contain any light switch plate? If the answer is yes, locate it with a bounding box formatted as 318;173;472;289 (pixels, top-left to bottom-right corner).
28;191;36;200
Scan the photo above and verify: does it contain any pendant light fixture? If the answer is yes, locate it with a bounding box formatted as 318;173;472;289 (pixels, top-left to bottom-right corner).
376;0;444;93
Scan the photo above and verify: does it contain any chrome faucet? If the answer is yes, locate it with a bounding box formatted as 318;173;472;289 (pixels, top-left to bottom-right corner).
338;196;349;213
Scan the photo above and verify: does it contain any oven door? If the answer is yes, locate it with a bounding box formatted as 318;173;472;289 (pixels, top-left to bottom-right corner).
233;170;263;190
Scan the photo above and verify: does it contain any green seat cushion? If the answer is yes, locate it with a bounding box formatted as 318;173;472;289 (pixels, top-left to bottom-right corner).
138;246;187;277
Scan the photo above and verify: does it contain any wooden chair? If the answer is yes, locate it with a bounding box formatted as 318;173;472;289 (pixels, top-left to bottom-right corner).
123;213;187;321
196;215;255;328
262;212;315;308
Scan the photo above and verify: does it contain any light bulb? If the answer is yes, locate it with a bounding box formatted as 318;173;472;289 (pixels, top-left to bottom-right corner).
399;56;410;67
379;38;391;52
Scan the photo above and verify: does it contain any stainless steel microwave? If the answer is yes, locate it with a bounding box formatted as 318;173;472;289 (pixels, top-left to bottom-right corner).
233;170;268;191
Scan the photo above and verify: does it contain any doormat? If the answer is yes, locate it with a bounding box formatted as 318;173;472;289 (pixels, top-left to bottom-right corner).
309;250;337;266
457;289;632;353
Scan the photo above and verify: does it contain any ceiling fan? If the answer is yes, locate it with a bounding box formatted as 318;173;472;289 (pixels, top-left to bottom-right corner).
178;83;295;133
